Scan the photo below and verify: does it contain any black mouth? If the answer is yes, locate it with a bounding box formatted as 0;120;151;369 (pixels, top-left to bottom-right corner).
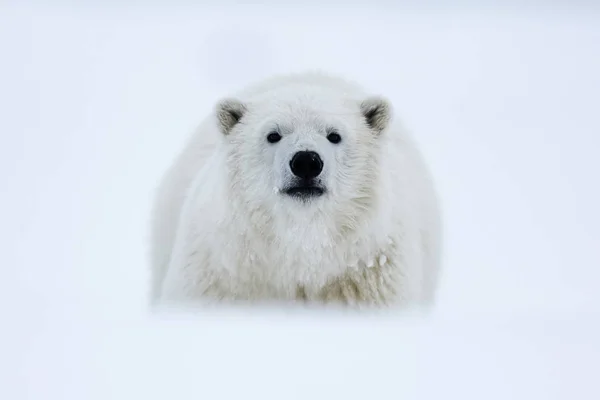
283;186;325;198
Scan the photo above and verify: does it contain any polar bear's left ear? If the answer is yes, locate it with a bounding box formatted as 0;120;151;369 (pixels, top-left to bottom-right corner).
216;98;247;135
360;96;392;135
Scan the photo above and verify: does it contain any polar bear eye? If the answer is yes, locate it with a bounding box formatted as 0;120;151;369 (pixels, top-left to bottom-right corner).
326;131;342;144
266;131;282;144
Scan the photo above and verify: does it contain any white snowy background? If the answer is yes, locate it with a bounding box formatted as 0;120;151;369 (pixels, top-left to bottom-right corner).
1;1;599;399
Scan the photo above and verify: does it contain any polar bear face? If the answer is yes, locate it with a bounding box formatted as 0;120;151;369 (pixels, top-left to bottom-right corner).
215;86;392;223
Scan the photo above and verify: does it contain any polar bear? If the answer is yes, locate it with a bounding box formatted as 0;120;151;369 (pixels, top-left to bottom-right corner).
150;71;442;308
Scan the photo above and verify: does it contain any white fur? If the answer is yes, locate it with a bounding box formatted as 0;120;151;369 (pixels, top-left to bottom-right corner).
150;71;442;308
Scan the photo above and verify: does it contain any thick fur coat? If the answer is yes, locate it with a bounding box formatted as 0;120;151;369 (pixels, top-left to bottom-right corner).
150;72;442;308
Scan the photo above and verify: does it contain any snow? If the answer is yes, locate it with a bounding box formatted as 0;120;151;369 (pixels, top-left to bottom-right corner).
1;2;599;399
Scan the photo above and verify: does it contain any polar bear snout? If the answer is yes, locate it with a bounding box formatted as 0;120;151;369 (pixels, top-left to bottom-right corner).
289;151;323;179
282;151;326;200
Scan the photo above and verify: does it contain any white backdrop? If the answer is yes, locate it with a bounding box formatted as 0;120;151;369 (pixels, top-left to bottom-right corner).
1;2;599;399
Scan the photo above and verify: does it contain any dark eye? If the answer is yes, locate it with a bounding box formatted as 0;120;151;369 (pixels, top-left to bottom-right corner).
267;131;282;143
327;131;342;144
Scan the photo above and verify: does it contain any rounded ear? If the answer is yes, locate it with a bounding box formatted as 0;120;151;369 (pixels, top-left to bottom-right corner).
215;98;247;135
360;96;392;135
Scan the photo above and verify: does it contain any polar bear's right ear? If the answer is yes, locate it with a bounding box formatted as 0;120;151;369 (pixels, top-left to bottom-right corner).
215;98;247;135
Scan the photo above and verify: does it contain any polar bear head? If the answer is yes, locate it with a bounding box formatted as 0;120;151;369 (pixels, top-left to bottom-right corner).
214;83;392;236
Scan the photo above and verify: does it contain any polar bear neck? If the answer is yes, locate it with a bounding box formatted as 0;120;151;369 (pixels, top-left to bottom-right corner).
223;184;394;288
233;181;384;244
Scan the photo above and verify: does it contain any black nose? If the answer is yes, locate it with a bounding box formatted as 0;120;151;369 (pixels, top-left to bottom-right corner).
290;151;323;179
